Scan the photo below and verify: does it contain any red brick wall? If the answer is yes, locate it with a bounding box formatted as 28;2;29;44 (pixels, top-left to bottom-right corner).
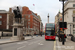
30;15;33;28
22;6;40;32
0;13;7;29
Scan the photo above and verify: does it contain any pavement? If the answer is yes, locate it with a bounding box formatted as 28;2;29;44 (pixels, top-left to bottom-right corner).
56;36;75;50
0;36;33;45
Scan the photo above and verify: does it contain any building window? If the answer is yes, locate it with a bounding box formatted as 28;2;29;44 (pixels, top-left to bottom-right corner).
28;22;30;24
73;30;75;34
28;25;30;28
73;17;75;22
0;21;2;25
73;24;75;28
28;15;30;18
28;19;30;21
73;4;75;7
0;15;2;18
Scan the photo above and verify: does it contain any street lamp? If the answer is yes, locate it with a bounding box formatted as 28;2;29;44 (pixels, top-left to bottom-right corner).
59;0;68;22
59;0;68;45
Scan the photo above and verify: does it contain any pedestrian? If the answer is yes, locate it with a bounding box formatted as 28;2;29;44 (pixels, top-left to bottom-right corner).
64;34;67;38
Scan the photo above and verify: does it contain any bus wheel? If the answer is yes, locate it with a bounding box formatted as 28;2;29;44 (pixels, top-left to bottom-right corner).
53;39;55;41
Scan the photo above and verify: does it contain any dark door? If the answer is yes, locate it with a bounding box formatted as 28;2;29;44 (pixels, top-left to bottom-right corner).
14;28;17;36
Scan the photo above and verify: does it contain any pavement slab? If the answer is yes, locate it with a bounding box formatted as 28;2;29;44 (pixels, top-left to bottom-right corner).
0;36;33;45
56;36;75;50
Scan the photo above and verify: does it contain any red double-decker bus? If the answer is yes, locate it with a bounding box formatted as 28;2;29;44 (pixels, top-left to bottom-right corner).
45;23;56;40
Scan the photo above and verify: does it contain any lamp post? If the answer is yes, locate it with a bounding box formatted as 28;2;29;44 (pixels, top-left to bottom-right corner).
59;0;68;45
59;0;68;22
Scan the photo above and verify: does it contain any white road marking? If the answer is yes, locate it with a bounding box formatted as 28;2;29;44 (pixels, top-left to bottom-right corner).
37;41;44;45
17;45;26;50
33;40;40;43
38;43;43;45
28;40;41;45
17;41;27;44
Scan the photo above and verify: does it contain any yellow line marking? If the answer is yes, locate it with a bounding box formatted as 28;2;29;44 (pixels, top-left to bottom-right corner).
54;41;56;50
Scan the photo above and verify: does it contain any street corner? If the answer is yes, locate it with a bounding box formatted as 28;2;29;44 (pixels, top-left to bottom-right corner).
55;36;75;50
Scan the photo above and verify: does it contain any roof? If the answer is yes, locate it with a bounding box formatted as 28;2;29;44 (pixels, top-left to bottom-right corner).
0;10;8;13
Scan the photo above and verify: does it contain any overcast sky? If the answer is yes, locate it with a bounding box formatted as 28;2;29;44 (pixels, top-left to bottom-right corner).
0;0;63;26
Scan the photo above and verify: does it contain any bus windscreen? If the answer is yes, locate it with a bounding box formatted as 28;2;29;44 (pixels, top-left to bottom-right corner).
45;30;55;36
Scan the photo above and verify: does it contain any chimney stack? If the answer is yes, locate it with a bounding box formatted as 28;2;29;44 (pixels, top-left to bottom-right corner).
9;8;12;13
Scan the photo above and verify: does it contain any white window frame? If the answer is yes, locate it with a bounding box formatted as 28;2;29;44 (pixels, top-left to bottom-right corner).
28;15;30;18
28;19;30;21
0;15;2;18
28;22;30;24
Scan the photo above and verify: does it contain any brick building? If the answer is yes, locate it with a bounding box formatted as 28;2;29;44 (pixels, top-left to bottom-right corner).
22;6;40;35
0;9;14;31
0;10;10;30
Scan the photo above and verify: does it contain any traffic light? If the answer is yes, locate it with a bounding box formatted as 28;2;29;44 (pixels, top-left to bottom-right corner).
59;22;67;29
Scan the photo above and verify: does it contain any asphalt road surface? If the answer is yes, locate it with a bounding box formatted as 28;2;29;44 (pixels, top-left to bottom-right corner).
0;35;54;50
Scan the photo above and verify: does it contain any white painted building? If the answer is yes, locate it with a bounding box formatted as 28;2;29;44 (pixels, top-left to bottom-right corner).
64;0;75;35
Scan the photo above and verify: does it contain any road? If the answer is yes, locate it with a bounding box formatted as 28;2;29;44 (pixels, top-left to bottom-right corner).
0;35;55;50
